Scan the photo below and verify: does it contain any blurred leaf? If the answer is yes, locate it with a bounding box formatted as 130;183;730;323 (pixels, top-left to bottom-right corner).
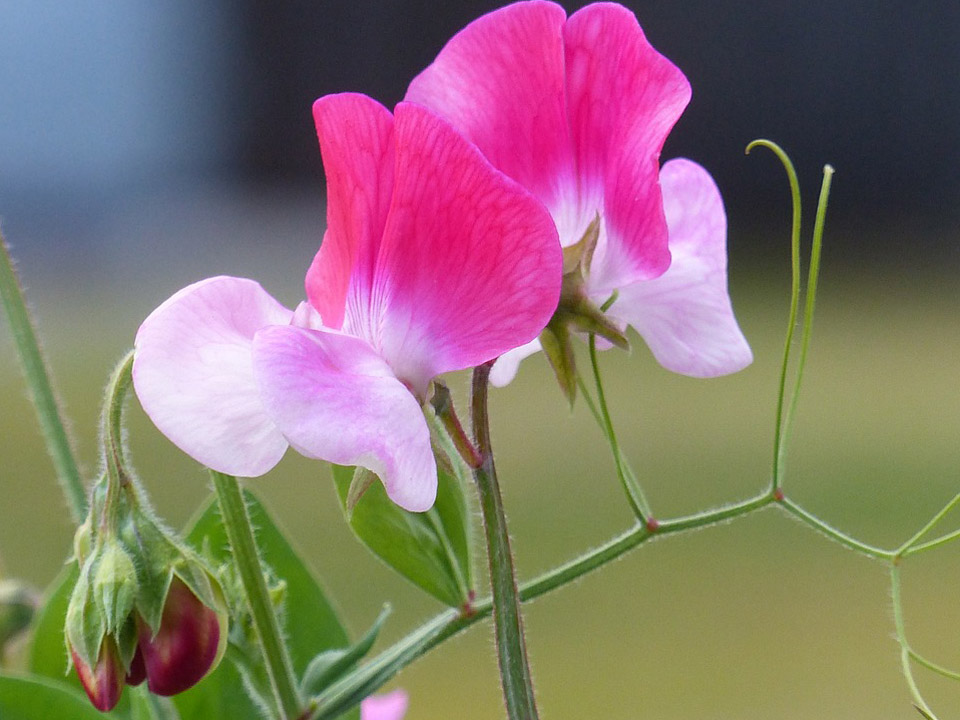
129;689;179;720
0;672;117;719
331;464;473;607
181;490;356;719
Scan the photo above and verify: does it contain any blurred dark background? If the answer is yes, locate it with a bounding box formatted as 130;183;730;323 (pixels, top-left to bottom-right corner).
2;1;959;263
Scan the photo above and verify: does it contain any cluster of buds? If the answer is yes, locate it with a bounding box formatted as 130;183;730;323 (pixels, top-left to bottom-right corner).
66;474;227;711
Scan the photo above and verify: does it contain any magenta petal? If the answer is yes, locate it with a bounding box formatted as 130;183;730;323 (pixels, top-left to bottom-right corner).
252;325;437;512
405;1;572;214
609;159;752;377
373;103;561;392
133;276;292;476
361;690;409;720
307;93;396;332
564;3;690;290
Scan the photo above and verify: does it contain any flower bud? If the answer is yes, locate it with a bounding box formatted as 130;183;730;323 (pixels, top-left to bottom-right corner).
71;637;124;712
73;517;93;565
125;645;147;686
137;576;226;696
93;541;137;634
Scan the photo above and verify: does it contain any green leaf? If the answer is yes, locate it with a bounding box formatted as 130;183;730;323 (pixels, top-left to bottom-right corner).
0;673;119;720
28;563;134;718
169;659;265;720
180;490;355;719
300;604;390;697
332;464;474;608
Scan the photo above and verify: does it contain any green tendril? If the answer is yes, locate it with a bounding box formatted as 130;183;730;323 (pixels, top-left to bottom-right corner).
745;140;802;491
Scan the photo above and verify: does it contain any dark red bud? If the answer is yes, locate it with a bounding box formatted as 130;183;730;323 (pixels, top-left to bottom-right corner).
71;639;124;712
125;645;146;686
137;577;222;696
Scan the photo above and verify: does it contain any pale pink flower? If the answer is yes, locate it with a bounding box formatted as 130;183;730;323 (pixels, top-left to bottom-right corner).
361;690;408;720
133;95;561;511
406;1;751;382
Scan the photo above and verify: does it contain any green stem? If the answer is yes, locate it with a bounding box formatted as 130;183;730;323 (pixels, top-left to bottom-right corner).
909;649;960;683
211;471;302;720
746;140;802;492
890;564;940;719
0;234;86;522
471;363;539;720
777;497;893;559
896;492;960;556
100;353;137;531
430;382;481;469
588;335;652;521
901;526;960;558
308;491;776;718
311;488;917;718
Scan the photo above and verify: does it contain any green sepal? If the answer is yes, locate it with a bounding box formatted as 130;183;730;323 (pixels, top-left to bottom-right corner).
119;510;179;634
346;468;378;515
300;604;390;697
92;541;137;637
561;213;600;275
115;614;139;671
563;298;629;350
332;463;474;607
64;557;105;671
539;321;577;406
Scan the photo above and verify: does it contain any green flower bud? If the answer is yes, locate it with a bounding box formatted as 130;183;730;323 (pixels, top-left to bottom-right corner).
73;517;93;565
93;541;138;635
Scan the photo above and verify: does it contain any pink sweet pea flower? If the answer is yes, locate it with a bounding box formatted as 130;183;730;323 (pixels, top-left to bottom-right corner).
406;0;751;382
133;94;561;511
361;690;408;720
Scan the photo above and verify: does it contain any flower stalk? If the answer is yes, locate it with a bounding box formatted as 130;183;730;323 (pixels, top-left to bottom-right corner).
211;470;303;720
470;363;540;720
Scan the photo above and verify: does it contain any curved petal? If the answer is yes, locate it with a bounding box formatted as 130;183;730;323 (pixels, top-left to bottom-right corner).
607;159;752;377
132;276;292;476
307;93;395;333
252;325;437;512
564;3;690;290
405;1;573;217
361;690;408;720
489;338;543;387
373;103;561;393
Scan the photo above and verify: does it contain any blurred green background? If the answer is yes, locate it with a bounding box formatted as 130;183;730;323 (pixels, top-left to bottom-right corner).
3;237;960;718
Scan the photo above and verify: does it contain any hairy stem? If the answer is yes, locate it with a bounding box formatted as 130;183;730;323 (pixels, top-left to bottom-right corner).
471;363;539;720
211;471;302;720
588;334;652;521
0;233;86;522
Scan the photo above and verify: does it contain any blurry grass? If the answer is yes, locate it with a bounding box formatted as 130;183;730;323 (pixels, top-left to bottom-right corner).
2;255;960;718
